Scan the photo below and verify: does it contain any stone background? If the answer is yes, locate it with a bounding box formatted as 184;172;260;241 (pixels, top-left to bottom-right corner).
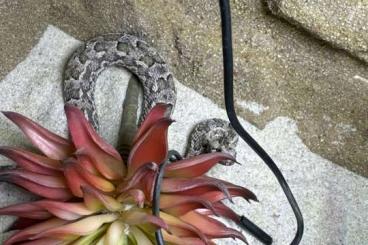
0;26;367;244
0;0;367;177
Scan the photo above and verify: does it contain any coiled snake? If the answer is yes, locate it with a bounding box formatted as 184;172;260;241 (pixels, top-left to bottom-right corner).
63;34;238;162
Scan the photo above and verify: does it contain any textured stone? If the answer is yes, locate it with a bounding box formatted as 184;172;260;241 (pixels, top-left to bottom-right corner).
0;0;367;177
267;0;368;63
0;25;367;245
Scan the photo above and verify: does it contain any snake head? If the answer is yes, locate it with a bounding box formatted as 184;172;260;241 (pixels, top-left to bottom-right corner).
203;120;239;166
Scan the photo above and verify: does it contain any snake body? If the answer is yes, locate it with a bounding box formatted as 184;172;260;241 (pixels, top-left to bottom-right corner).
64;33;176;130
63;34;238;159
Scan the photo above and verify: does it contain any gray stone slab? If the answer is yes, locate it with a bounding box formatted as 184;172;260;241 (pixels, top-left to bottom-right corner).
267;0;368;63
0;25;367;245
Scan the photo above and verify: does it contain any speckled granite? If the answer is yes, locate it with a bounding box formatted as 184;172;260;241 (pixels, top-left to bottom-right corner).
0;25;367;245
267;0;368;63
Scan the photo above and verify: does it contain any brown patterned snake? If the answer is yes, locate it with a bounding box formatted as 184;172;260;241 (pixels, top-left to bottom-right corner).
63;33;238;162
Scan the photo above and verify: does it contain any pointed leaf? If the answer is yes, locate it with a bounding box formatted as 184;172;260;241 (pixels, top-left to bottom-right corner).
0;147;61;175
65;105;124;180
133;103;171;143
2;111;74;160
162;231;210;245
160;194;217;216
82;186;122;212
130;226;154;245
200;186;257;203
7;218;41;231
159;212;209;243
0;169;66;188
206;177;258;202
63;160;87;197
161;177;230;199
0;174;72;200
75;153;99;174
72;224;108;245
16;238;65;245
196;202;241;225
180;211;247;243
31;214;118;240
35;201;95;221
4;218;68;245
128;118;172;175
104;220;127;245
117;189;145;208
0;202;51;220
164;152;235;178
117;162;158;193
120;209;169;231
74;161;115;192
81;188;103;212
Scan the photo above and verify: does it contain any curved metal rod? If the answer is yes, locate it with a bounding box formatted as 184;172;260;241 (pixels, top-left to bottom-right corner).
219;0;304;244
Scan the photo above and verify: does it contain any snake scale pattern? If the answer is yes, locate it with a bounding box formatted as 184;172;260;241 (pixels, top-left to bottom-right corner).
63;33;238;161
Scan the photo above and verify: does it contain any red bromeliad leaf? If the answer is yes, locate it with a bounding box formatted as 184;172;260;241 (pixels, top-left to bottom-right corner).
160;194;217;217
104;220;127;245
2;111;74;160
164;152;235;178
0;174;72;200
120;209;169;231
0;147;62;175
133;103;171;143
34;201;94;221
0;169;66;188
0;201;93;221
159;212;209;243
161;176;230;199
128;118;172;176
200;186;257;203
196;202;241;225
30;214;118;241
206;176;258;202
0;202;51;220
117;162;158;193
81;187;103;212
74;153;99;175
64;105;125;180
135;170;158;202
73;161;115;193
4;218;68;245
18;238;65;245
64;105;121;160
117;189;146;208
130;226;154;245
81;186;122;212
180;211;248;243
162;231;214;245
0;105;255;245
7;218;42;231
63;160;87;198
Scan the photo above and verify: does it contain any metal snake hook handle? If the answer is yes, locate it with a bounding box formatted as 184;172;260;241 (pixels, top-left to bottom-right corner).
219;0;304;244
153;1;304;244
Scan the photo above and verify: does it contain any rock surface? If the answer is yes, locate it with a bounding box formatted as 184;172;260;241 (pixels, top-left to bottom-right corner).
0;1;367;176
267;0;368;63
0;26;367;245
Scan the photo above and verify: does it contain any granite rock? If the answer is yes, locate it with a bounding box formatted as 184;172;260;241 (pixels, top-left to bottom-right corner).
267;0;368;63
0;25;367;245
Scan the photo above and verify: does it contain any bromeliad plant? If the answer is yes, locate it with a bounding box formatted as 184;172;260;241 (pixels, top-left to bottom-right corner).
0;104;256;245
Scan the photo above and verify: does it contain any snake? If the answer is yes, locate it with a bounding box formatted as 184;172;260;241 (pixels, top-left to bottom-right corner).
63;33;238;163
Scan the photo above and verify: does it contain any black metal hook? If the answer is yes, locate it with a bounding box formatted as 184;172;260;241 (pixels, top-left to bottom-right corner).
219;0;304;244
152;0;304;244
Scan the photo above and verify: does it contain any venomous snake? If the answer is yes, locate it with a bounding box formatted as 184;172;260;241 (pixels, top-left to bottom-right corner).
63;33;238;162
